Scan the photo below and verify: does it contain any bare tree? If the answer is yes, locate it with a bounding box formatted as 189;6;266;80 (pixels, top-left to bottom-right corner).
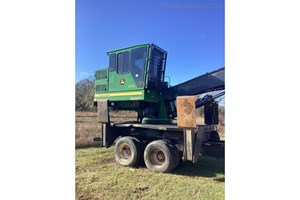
75;78;96;111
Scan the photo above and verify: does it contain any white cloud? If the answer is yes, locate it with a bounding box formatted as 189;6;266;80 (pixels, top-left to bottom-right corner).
79;71;92;79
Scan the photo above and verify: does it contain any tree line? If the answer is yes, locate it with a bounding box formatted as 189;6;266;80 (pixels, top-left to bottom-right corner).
75;78;96;111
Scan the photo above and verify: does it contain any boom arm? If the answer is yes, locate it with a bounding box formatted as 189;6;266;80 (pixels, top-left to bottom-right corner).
196;90;225;108
162;67;225;101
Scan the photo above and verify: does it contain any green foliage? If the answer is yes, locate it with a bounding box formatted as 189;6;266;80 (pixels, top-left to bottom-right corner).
75;79;96;111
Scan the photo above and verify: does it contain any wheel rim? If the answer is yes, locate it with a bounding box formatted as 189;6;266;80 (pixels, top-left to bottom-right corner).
149;148;166;166
118;143;132;161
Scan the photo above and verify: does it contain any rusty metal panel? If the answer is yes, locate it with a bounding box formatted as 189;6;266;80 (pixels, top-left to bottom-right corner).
97;100;109;123
176;96;196;128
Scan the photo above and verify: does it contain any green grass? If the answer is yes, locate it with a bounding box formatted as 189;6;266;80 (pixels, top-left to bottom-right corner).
76;147;224;200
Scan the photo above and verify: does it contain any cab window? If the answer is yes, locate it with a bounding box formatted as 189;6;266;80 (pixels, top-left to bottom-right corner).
117;51;129;73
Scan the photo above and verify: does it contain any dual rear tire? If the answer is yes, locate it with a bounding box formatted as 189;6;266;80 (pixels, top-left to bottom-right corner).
114;136;144;167
114;137;179;173
144;140;179;173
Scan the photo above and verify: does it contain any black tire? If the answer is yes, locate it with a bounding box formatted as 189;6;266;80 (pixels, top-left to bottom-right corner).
169;144;180;170
114;136;142;167
144;140;175;173
161;139;180;171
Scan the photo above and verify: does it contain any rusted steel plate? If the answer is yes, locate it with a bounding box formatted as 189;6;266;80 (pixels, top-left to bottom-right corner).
176;96;196;128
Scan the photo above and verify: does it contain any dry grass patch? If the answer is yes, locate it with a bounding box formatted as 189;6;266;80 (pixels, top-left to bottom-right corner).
75;111;137;148
76;112;101;148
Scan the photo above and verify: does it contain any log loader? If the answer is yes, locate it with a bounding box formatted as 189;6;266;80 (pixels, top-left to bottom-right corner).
94;43;225;173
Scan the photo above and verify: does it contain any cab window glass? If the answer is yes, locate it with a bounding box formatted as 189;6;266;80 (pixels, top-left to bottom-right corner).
117;51;129;73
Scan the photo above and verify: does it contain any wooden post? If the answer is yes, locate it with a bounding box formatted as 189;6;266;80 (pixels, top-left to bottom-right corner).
97;100;109;123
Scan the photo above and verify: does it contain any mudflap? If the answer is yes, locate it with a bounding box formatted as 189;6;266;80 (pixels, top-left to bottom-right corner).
200;140;225;159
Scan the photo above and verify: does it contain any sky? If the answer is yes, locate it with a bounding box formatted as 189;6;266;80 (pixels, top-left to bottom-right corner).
76;0;224;85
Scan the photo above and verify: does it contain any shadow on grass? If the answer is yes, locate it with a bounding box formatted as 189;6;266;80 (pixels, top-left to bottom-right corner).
75;143;102;149
214;177;225;182
172;156;225;179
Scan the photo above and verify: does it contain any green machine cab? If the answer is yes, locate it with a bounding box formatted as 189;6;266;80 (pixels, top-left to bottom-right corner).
94;43;172;121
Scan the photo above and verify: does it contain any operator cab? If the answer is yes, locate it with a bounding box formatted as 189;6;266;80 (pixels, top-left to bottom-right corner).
107;43;167;91
94;44;170;120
